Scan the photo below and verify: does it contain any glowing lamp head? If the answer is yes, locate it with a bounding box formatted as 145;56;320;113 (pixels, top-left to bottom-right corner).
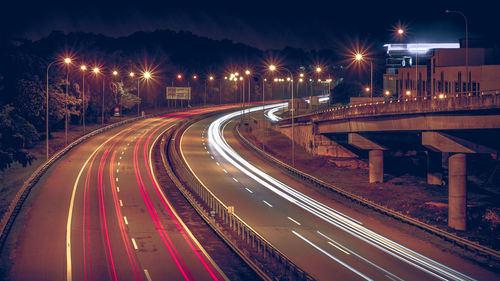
93;67;100;74
365;87;370;92
239;77;243;81
299;73;304;77
193;75;197;79
224;76;228;80
177;74;182;79
299;78;304;83
80;65;86;71
245;70;250;75
112;70;118;76
406;90;411;96
235;72;239;76
209;76;214;80
316;66;322;73
355;53;363;61
129;72;135;77
144;72;151;79
397;28;404;35
269;65;276;71
385;90;390;96
287;77;291;81
64;58;71;64
439;93;445;99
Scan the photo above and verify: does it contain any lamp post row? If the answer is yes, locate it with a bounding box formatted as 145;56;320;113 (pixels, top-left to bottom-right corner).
45;58;152;161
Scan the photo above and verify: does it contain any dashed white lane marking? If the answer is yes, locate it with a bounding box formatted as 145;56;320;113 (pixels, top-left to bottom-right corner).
116;169;119;173
118;162;120;166
328;241;350;255
127;143;130;146
115;177;119;182
263;200;273;207
223;169;228;173
210;156;214;160
123;216;129;225
117;187;120;192
204;146;207;150
206;151;210;154
216;162;220;166
119;200;123;207
131;238;138;250
121;151;124;155
144;269;153;281
288;217;301;225
120;156;122;160
233;178;238;182
245;188;253;193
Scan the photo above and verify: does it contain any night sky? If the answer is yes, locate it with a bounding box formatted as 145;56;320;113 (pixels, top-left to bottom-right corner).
1;0;497;50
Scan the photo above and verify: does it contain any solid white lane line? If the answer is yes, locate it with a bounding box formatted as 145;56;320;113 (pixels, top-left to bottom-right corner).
292;231;372;281
287;217;301;225
119;200;123;207
131;238;138;250
263;200;273;208
123;216;128;225
328;241;350;255
144;269;153;281
223;169;228;173
385;275;398;281
233;178;238;182
245;188;253;193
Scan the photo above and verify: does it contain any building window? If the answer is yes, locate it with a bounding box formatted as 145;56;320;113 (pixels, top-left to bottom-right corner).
433;58;436;74
445;81;448;93
472;82;477;93
463;82;467;93
455;82;459;93
458;72;462;92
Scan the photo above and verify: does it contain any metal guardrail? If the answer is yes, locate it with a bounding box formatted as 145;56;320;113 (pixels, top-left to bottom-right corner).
284;90;500;124
0;109;179;249
235;125;500;267
166;116;315;281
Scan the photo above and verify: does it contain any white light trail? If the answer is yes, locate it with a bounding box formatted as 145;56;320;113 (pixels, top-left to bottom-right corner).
207;103;475;281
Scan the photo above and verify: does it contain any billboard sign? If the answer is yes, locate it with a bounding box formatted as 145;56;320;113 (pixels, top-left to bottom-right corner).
166;87;191;100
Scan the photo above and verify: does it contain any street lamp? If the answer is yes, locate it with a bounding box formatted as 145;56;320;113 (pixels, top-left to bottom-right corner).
45;60;58;160
80;65;87;134
64;57;71;145
269;64;296;167
91;67;106;125
446;9;468;94
354;53;373;99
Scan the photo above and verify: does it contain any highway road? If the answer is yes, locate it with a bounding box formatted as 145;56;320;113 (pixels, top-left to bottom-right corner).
179;104;499;281
6;107;243;281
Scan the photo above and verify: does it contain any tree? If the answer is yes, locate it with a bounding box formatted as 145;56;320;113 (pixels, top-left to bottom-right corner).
112;81;140;110
0;105;38;170
329;81;363;105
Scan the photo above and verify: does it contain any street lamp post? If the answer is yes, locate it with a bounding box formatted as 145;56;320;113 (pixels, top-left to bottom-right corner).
64;58;71;145
446;10;468;94
355;53;373;99
269;65;295;167
80;65;87;133
45;60;57;161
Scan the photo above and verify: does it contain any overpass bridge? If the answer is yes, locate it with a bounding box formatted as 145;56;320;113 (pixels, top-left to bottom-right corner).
277;93;500;230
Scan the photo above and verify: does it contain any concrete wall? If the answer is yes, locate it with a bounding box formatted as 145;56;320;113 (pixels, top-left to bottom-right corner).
275;123;357;158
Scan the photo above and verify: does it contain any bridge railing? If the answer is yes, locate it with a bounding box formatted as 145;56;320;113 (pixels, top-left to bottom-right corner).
286;90;500;123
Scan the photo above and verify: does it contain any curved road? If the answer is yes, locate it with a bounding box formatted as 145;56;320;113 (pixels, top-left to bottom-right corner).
179;105;498;281
7;106;238;281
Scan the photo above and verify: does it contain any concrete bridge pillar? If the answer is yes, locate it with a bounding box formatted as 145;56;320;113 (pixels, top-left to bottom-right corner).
426;151;443;185
369;150;384;183
448;153;467;231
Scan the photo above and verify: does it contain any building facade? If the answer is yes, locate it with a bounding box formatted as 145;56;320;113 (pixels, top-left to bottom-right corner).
397;48;500;99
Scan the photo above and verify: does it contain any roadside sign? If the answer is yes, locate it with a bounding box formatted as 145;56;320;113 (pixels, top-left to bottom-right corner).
113;106;120;116
166;87;191;100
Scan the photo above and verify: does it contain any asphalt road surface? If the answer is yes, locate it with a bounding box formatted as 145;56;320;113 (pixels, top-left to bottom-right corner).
179;104;499;281
6;106;242;281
